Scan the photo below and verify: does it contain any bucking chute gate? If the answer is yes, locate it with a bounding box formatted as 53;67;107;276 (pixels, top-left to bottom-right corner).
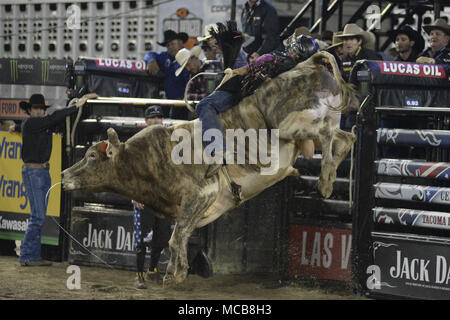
351;60;450;299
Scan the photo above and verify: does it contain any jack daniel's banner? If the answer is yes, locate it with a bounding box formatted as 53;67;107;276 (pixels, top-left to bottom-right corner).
0;58;68;86
370;233;450;299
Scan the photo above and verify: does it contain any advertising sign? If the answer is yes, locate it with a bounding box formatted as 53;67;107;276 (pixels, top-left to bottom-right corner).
360;60;450;87
376;159;450;180
374;207;450;231
375;182;450;205
289;225;352;281
371;233;450;299
0;58;67;86
0;131;62;245
69;206;170;271
0;99;29;119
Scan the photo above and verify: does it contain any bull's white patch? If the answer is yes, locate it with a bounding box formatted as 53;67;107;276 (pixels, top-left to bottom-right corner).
170;122;279;175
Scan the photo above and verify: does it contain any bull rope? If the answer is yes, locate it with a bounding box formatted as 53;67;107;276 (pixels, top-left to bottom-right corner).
44;182;115;269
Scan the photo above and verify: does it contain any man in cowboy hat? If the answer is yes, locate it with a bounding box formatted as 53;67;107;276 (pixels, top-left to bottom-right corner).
144;30;191;120
388;25;425;62
175;46;209;101
417;18;450;65
335;24;381;132
326;31;344;63
198;24;247;68
10;93;97;266
336;23;381;82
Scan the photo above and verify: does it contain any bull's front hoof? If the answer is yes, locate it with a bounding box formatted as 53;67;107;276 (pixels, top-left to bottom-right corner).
163;274;176;288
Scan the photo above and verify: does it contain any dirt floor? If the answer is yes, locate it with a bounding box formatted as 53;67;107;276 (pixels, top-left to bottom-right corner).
0;256;365;300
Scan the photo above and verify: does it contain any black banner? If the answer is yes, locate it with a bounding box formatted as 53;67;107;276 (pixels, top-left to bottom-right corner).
69;206;170;271
0;58;68;86
0;211;59;245
370;233;450;299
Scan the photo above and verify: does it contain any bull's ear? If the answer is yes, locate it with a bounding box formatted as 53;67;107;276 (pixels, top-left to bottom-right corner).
107;128;120;148
97;141;108;154
106;128;120;159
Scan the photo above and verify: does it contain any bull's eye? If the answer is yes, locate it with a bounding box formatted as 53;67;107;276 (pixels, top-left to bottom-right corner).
88;152;97;160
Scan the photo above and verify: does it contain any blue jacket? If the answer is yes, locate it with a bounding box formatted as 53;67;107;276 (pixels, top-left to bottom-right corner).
144;51;190;99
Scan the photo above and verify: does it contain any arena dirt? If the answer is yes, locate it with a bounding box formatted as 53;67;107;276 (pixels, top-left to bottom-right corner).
0;256;365;300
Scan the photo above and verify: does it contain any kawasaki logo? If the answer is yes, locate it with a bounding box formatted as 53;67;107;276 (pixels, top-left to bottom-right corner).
42;60;50;84
10;60;18;83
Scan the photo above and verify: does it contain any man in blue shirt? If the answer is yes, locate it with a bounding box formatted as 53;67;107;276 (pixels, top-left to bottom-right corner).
144;30;191;119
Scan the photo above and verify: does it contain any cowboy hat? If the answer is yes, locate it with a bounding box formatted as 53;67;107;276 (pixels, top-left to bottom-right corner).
326;31;343;51
19;94;50;115
175;46;202;77
197;24;218;42
423;18;450;36
335;23;371;45
157;30;189;46
388;25;425;53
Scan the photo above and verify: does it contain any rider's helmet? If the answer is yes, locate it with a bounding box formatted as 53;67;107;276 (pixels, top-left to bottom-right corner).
284;34;319;62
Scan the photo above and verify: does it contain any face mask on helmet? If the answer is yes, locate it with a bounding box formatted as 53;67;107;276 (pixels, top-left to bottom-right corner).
285;34;319;62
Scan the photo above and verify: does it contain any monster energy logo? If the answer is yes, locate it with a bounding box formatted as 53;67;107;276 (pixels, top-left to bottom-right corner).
10;59;18;83
42;60;50;84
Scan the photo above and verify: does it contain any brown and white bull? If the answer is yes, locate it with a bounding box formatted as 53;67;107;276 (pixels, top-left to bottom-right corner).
62;52;359;287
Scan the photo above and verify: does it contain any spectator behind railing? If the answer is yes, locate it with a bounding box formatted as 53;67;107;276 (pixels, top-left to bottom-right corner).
335;24;381;132
388;25;425;62
241;0;281;62
175;46;209;103
417;18;450;65
326;31;344;65
197;24;247;69
144;30;191;120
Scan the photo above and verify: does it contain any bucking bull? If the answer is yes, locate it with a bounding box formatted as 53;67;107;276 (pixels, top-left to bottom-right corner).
62;51;359;287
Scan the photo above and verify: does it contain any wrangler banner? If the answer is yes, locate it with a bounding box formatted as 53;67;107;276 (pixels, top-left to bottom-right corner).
0;58;68;86
0;131;62;245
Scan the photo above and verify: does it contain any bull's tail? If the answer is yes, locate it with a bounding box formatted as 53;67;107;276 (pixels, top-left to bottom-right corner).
311;51;357;113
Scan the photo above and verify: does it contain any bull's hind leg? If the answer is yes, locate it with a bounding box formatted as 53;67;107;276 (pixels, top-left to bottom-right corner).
317;119;336;198
331;128;356;170
317;127;356;198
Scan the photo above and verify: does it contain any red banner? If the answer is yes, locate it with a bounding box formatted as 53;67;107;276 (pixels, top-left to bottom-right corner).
289;225;352;281
377;61;446;79
94;58;147;72
0;99;29;119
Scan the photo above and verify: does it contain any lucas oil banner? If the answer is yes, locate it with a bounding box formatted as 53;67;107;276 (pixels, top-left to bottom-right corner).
0;131;62;245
